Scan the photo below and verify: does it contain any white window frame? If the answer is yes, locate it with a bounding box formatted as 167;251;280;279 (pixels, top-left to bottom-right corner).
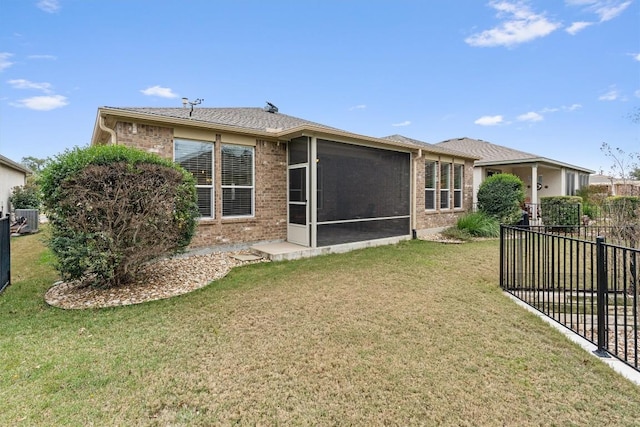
221;144;255;218
453;163;463;209
174;138;214;218
440;162;451;210
425;160;438;210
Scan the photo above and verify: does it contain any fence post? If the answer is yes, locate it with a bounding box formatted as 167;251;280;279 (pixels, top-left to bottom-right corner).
595;236;610;357
499;225;504;289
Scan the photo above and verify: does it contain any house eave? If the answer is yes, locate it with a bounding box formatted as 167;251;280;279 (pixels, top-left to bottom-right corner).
475;157;594;174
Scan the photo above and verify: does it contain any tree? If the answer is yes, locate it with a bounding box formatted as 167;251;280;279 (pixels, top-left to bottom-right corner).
40;145;199;288
21;156;49;173
631;167;640;181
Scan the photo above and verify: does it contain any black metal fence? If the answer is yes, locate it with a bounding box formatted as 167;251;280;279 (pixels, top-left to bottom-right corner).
500;224;639;371
0;214;10;292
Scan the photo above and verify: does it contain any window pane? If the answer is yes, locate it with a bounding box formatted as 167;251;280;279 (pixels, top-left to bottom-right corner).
222;188;252;216
440;190;449;209
454;190;462;208
175;140;213;186
222;145;253;186
289;137;308;165
425;189;435;210
454;164;463;189
289;168;306;202
425;161;437;189
440;163;450;189
196;187;212;217
289;204;306;225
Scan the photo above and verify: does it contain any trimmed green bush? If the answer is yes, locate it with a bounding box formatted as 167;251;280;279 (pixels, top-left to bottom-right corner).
39;145;199;288
455;212;500;237
476;173;525;224
605;196;640;222
540;196;582;230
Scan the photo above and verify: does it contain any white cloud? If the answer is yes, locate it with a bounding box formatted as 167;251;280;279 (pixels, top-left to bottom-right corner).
634;89;640;98
0;52;14;71
28;54;57;60
629;53;640;62
475;115;505;126
349;104;367;111
566;0;632;22
565;103;582;111
566;21;593;35
37;0;61;13
8;79;53;93
540;104;582;113
11;94;68;110
392;120;411;127
140;85;178;98
599;86;620;101
465;1;561;47
517;111;544;122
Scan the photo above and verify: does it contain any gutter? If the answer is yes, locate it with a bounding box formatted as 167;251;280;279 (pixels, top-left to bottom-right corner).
412;148;423;239
98;114;117;145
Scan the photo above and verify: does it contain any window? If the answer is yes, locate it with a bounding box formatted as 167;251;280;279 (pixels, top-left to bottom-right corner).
566;171;576;195
425;160;437;210
440;162;451;209
579;173;589;191
453;164;463;209
174;139;213;217
222;144;254;217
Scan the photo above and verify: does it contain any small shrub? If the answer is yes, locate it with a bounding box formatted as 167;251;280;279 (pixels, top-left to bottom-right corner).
476;173;525;224
455;212;500;237
540;196;582;230
40;145;199;288
9;183;41;209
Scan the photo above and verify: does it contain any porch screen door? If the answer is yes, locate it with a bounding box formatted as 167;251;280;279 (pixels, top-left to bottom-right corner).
288;165;309;246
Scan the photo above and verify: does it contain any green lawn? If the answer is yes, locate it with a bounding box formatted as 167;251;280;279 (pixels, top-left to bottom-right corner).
2;232;640;426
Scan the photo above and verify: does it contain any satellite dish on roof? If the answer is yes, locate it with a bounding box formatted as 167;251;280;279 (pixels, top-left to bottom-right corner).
264;102;278;113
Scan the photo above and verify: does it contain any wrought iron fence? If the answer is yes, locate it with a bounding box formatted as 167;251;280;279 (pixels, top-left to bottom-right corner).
500;224;639;371
0;214;10;292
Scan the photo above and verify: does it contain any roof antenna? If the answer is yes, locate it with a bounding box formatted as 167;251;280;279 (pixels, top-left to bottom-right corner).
182;97;204;117
264;101;278;113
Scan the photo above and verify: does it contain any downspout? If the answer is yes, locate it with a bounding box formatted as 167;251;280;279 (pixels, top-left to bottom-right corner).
412;149;423;239
98;115;117;145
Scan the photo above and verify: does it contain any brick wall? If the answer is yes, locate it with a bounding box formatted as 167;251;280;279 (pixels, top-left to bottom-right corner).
114;121;287;249
414;158;474;233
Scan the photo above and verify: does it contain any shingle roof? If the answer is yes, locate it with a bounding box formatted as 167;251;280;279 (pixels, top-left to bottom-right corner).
382;135;478;158
435;137;594;173
0;154;31;174
107;107;343;133
435;137;539;162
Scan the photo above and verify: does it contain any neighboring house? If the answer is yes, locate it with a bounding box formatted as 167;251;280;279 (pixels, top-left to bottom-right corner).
435;137;594;206
0;154;30;217
589;174;640;196
90;105;477;250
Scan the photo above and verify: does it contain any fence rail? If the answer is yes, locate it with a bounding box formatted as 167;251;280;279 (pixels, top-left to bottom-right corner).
500;225;639;371
0;214;10;292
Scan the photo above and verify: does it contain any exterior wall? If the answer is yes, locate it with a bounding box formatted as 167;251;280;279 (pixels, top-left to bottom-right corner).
414;157;474;235
114;121;287;249
0;163;27;215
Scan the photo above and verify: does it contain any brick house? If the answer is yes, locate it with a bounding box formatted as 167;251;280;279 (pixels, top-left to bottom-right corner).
90;105;477;252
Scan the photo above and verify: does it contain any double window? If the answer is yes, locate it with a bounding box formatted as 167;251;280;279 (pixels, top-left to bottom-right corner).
174;140;254;218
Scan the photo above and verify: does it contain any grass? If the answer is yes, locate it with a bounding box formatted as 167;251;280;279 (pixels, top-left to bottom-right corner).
2;232;640;425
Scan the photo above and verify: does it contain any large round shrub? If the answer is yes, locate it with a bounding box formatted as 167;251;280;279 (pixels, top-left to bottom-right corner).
40;145;199;288
476;173;525;224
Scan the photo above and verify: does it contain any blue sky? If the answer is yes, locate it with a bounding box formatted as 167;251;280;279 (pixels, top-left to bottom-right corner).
1;0;638;174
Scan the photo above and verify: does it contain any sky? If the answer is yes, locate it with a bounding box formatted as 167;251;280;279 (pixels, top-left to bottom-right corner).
0;0;638;175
